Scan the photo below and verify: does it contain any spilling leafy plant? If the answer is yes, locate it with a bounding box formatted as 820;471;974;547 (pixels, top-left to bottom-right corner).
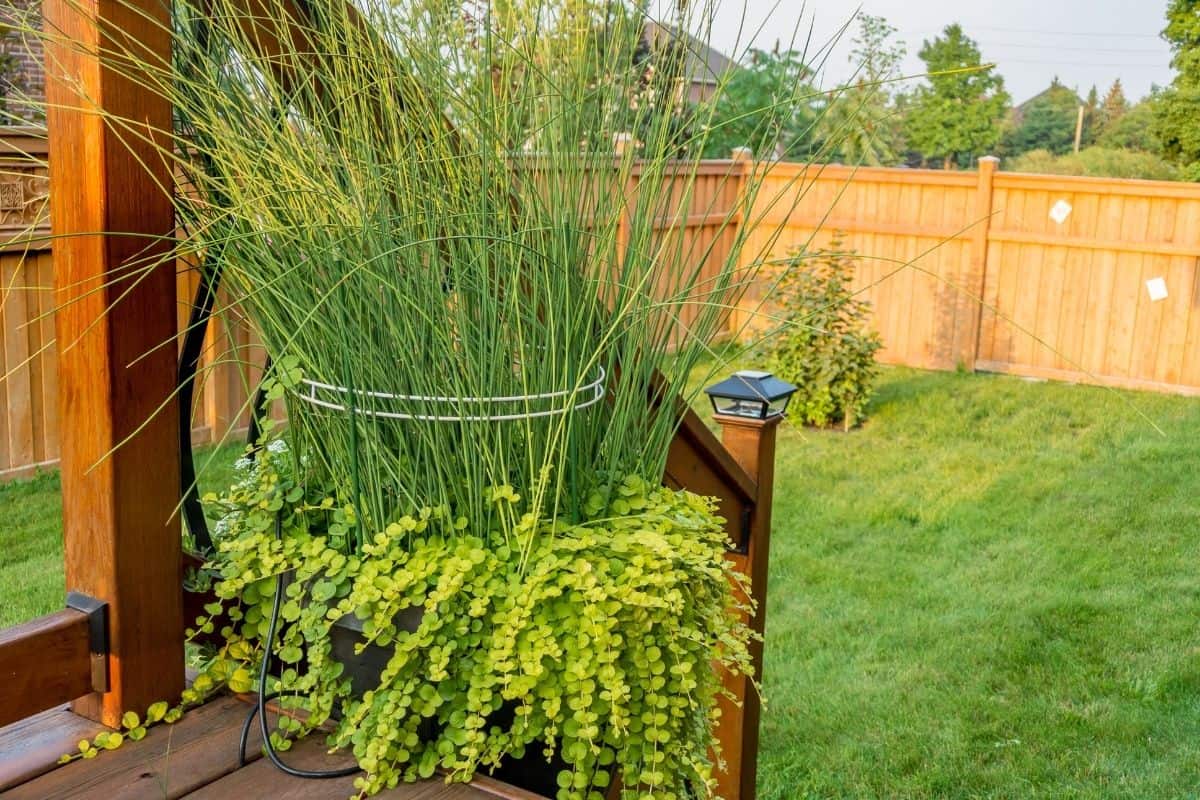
190;437;755;798
765;236;881;429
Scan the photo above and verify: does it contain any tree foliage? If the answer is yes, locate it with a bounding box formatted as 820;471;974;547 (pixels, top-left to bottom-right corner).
1154;0;1200;178
1096;100;1160;152
821;14;907;166
1101;79;1130;127
1003;79;1081;157
701;47;820;159
765;236;882;430
904;24;1009;168
1009;146;1179;181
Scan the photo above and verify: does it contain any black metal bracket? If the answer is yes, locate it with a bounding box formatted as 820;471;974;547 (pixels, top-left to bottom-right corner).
66;592;109;693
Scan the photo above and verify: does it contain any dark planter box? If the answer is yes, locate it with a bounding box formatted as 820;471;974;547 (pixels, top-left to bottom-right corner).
328;610;570;796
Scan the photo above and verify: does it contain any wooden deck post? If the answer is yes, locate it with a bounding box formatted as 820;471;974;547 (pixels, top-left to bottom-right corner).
43;0;185;725
712;412;781;800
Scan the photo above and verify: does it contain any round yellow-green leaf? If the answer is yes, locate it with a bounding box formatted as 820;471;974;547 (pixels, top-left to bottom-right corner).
146;701;168;723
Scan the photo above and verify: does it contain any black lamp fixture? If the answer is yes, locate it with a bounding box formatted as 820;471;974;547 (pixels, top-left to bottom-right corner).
704;370;797;420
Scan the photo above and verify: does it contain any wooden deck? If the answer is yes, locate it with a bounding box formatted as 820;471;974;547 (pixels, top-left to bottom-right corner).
0;695;543;799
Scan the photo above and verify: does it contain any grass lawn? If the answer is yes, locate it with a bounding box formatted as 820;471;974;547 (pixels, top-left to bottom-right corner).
3;367;1200;798
0;441;245;628
760;367;1200;799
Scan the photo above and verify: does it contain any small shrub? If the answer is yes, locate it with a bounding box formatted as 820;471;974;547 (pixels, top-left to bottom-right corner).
1008;146;1180;181
765;235;882;429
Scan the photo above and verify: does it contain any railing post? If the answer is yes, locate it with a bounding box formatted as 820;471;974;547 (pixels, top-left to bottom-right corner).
711;411;781;800
44;0;185;725
953;154;999;369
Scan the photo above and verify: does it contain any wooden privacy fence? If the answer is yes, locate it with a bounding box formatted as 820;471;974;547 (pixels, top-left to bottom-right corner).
733;159;1200;395
0;135;748;479
6;135;1200;478
0;130;271;479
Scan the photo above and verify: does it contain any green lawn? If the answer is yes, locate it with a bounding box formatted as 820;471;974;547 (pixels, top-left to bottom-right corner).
760;368;1200;799
3;368;1200;798
0;441;246;628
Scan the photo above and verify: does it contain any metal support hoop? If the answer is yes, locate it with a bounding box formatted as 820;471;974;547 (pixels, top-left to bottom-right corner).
292;366;606;422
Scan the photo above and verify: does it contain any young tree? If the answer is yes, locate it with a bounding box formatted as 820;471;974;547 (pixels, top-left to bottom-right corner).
701;46;820;159
1101;79;1130;126
821;14;907;166
1003;78;1080;156
1153;0;1200;177
904;23;1009;169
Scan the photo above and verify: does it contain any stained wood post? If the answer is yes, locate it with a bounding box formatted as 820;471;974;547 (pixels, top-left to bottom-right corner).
712;412;781;800
43;0;185;725
952;155;999;369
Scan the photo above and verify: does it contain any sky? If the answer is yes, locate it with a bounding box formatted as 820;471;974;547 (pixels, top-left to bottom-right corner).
689;0;1174;104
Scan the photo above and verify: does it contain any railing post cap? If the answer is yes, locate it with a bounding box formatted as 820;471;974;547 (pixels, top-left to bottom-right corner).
712;411;785;430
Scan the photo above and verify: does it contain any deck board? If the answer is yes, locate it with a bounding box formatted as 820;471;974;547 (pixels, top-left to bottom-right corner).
0;704;107;792
181;735;493;800
0;697;544;800
1;695;274;799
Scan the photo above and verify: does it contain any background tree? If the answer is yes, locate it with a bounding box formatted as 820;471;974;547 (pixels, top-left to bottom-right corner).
1101;79;1130;128
1096;99;1161;152
464;0;697;155
1082;84;1100;146
821;14;907;166
1153;0;1200;178
904;24;1009;169
701;46;821;159
1002;78;1081;156
1009;146;1179;180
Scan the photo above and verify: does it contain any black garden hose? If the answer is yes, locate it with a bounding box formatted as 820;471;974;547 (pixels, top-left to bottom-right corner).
178;258;222;553
237;512;359;779
179;262;276;553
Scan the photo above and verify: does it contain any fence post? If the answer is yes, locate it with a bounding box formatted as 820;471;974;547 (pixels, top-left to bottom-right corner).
952;155;999;369
728;147;754;338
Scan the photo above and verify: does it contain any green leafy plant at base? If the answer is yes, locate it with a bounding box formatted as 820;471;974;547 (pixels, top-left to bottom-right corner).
57;702;184;764
189;439;755;799
764;236;881;430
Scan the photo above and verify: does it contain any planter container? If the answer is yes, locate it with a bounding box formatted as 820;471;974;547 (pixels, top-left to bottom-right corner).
328;610;570;795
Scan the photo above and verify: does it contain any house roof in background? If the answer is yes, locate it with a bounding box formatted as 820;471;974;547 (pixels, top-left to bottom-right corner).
1015;82;1083;111
642;21;739;86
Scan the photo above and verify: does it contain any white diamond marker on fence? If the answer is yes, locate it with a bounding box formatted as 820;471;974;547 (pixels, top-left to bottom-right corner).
1049;199;1072;224
1146;277;1169;302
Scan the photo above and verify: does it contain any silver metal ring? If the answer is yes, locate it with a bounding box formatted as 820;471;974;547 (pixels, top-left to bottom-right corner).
290;366;607;422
